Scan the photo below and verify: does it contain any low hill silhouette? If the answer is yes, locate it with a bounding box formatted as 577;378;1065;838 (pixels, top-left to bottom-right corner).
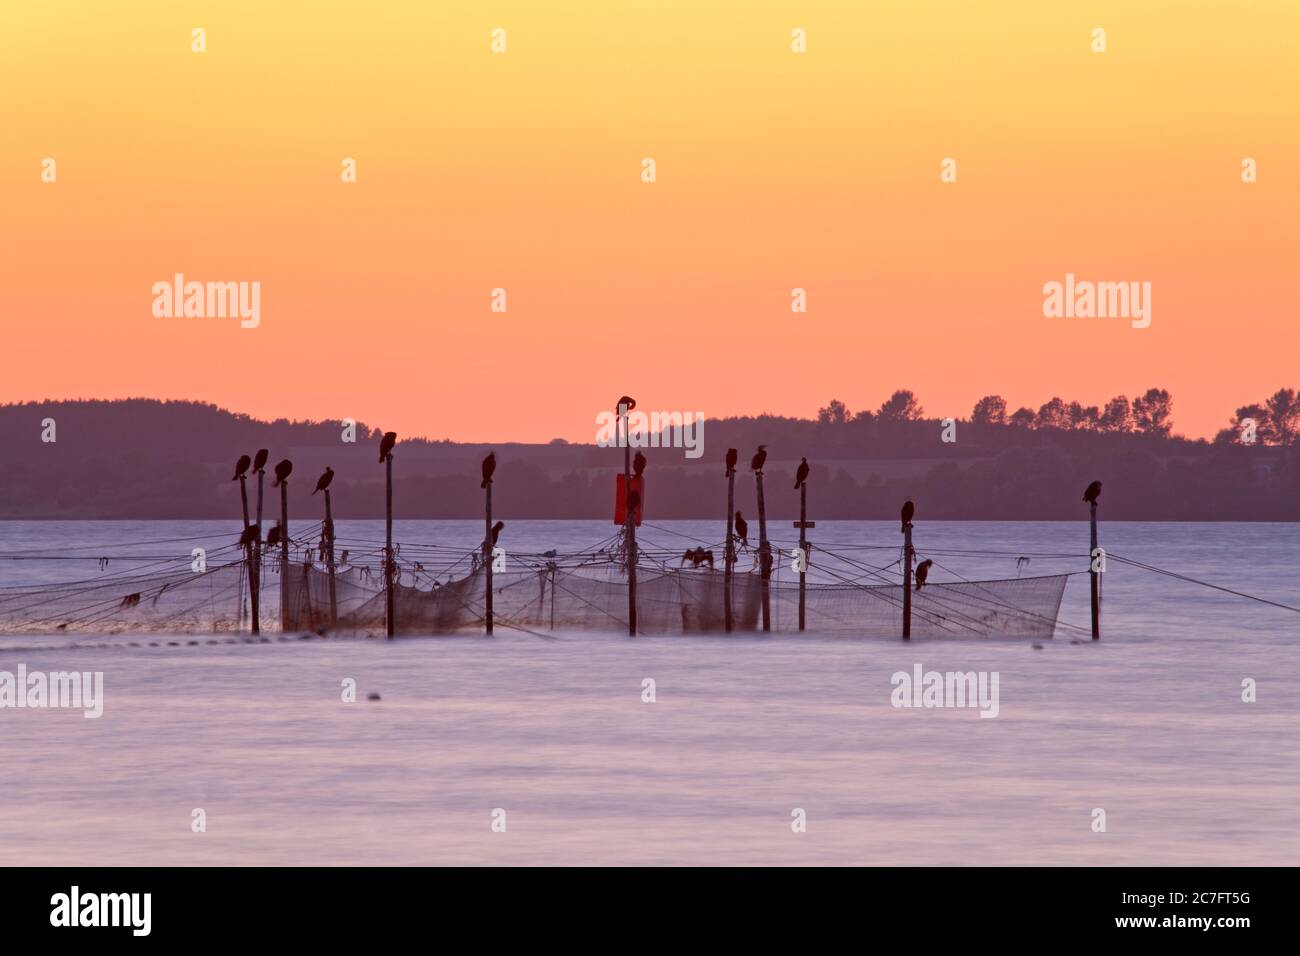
1;397;1296;521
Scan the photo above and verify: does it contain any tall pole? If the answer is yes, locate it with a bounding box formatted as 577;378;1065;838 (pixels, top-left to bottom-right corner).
724;464;735;632
385;453;394;639
902;523;913;640
1090;500;1100;640
621;402;638;637
252;467;263;635
756;470;771;632
324;488;337;627
484;478;494;636
238;474;251;630
279;478;290;629
798;482;807;631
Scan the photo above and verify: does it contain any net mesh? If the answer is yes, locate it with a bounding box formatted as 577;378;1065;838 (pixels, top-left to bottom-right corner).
0;548;1069;640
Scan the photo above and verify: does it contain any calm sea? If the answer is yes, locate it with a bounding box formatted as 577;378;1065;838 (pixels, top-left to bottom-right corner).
0;520;1296;865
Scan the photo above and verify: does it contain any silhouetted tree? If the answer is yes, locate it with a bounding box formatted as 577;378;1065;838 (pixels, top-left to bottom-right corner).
1009;406;1036;428
1132;388;1174;437
1098;396;1132;433
877;389;923;423
1036;397;1068;430
817;398;851;425
971;395;1007;426
1264;388;1298;445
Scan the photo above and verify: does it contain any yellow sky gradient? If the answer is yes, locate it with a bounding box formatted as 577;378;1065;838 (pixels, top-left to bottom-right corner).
2;1;1297;441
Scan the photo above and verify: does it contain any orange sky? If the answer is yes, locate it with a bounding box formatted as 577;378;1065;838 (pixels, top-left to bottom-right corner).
2;1;1297;442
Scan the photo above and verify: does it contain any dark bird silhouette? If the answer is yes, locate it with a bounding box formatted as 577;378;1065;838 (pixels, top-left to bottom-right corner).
750;445;767;472
313;467;334;495
272;459;292;488
680;547;714;569
378;431;397;462
616;395;636;413
915;558;933;591
252;449;269;472
1082;480;1103;504
231;455;251;481
238;525;259;548
490;521;504;547
265;524;282;549
481;451;496;488
900;499;915;532
633;450;646;477
733;511;748;547
794;457;809;489
725;448;738;475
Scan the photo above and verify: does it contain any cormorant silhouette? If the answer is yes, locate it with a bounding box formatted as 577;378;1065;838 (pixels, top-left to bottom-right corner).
378;431;397;462
915;558;933;590
900;499;915;532
238;525;259;548
633;450;646;477
794;457;809;489
725;448;738;476
265;524;283;548
734;511;749;547
313;467;334;495
750;445;767;472
252;449;269;472
1083;480;1103;504
481;451;496;488
232;455;251;481
272;459;293;487
490;521;504;547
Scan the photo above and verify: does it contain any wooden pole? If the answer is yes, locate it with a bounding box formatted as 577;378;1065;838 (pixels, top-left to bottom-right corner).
238;475;251;630
324;488;337;627
279;478;290;630
902;522;913;640
484;478;494;636
621;403;638;638
251;468;263;635
1090;500;1100;640
756;470;771;632
724;465;735;632
798;482;807;631
385;453;395;639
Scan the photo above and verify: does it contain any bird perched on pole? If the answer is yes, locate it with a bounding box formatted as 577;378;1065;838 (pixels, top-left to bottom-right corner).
238;525;259;548
750;445;767;473
481;451;496;488
1082;480;1102;504
900;499;915;532
725;448;738;476
232;455;251;481
252;449;269;473
633;450;646;477
265;524;283;549
378;431;397;462
794;457;809;489
489;521;504;547
313;467;334;495
272;459;293;487
733;511;749;548
915;558;933;590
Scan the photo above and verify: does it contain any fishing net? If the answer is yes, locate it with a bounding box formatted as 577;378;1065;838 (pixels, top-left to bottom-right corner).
0;543;1068;640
